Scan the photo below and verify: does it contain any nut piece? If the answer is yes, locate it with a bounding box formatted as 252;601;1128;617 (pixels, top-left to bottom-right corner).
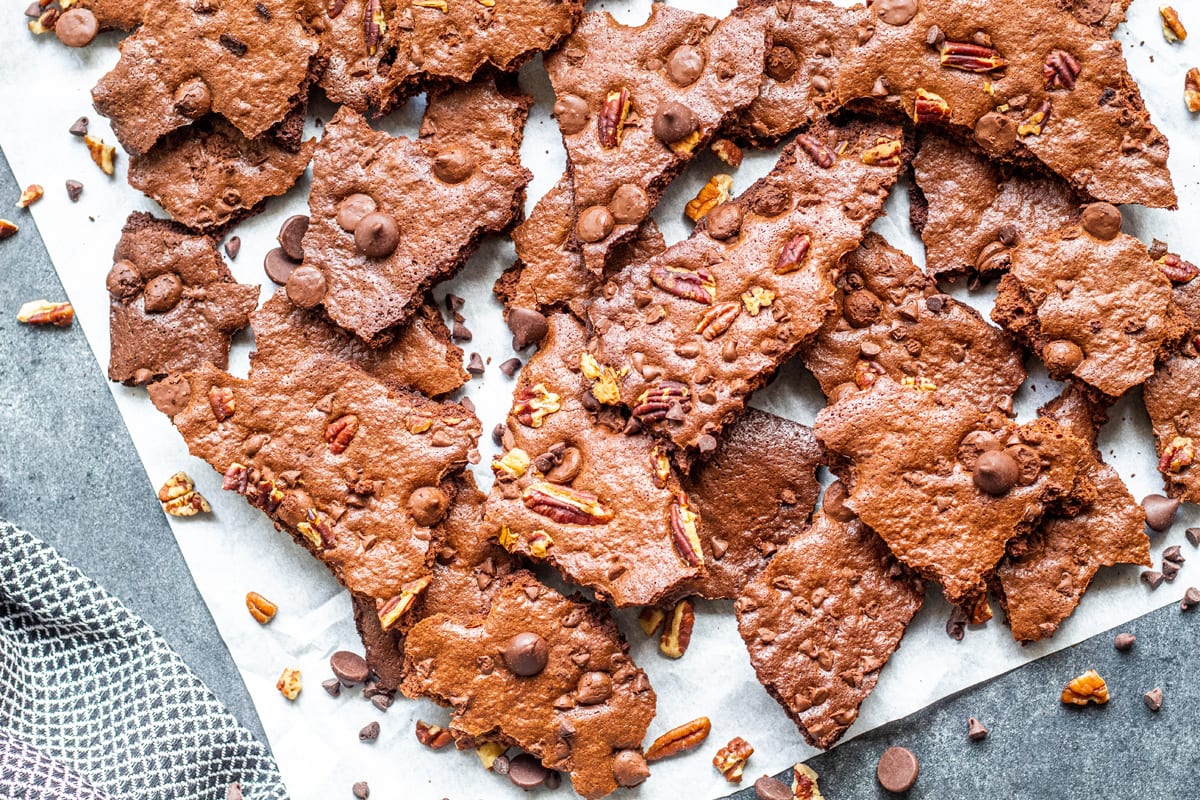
637;606;665;637
376;576;432;630
711;138;743;168
158;471;212;517
1161;6;1187;42
208;386;236;421
364;0;387;55
860;137;903;167
1044;50;1082;90
939;40;1006;72
512;383;562;427
650;264;717;304
634;381;691;423
1187;68;1200;112
795;134;835;168
324;414;359;454
913;88;951;123
84;135;115;176
1019;99;1053;137
580;353;624;406
685;174;734;223
16;299;74;326
0;219;17;240
16;184;44;208
659;597;695;659
245;591;278;624
742;286;776;316
415;720;454;749
522;482;614;525
695;301;741;341
598;88;632;148
1159;435;1196;473
1157;253;1200;283
669;496;703;567
276;667;302;700
476;742;507;770
1061;669;1110;706
713;736;754;783
775;233;812;275
791;763;827;800
644;716;712;761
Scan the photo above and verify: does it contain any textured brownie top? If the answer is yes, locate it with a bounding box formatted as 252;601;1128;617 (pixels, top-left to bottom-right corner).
496;175;667;316
736;511;924;750
128;116;316;232
586;117;906;453
816;379;1095;605
315;0;394;112
484;314;701;607
545;4;766;273
300;81;531;344
71;0;145;31
251;291;466;398
680;409;823;600
1144;347;1200;503
402;571;656;800
994;386;1149;642
1060;0;1132;34
372;0;585;111
160;347;480;620
911;132;1080;281
106;212;258;385
834;0;1175;208
804;232;1025;411
992;227;1182;398
729;0;854;146
91;0;323;154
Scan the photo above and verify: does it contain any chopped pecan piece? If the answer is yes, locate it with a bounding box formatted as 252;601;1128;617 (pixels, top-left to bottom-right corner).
412;0;448;10
1158;436;1195;473
939;40;1006;72
476;742;507;770
685;174;733;222
860;137;903;167
791;763;827;800
377;576;432;630
1019;99;1052;136
669;495;703;567
711;139;743;168
16;184;43;208
1161;6;1187;42
158;471;212;517
650;445;671;489
713;736;754;783
276;667;302;700
775;233;812;275
741;286;775;316
659;597;695;659
415;720;454;749
913;89;951;124
16;299;73;326
633;381;691;423
527;529;553;558
645;716;711;761
1187;68;1200;113
649;264;716;304
208;386;235;420
0;219;17;241
492;447;531;480
1061;669;1109;705
1044;50;1082;90
1157;253;1200;283
695;301;740;341
84;135;115;176
246;591;278;624
795;134;835;168
598;87;631;149
637;606;665;636
522;482;614;525
297;508;336;550
324;414;359;454
580;354;623;405
512;383;562;427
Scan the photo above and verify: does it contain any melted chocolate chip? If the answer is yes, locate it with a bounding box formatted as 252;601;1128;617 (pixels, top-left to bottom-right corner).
609;183;650;224
408;486;450;526
577;205;615;243
665;44;704;87
502;632;550;677
336;193;377;232
285;265;327;308
354;212;400;258
143;273;184;313
553;94;589;135
1080;202;1122;241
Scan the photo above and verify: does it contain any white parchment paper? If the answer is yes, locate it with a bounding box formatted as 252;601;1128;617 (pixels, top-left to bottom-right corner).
1;1;1198;797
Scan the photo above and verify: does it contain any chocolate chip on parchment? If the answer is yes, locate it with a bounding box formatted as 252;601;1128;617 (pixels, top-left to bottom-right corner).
1162;560;1181;581
507;753;550;789
452;322;472;342
946;604;969;640
224;236;241;260
1187;528;1200;547
264;247;300;285
1163;545;1185;564
499;357;522;377
1142;570;1165;590
370;693;393;712
330;650;370;685
359;721;380;741
876;746;919;792
493;755;511;776
445;292;465;312
967;717;989;741
507;307;549;350
611;750;650;787
69;117;89;137
277;214;309;262
65;180;83;202
1142;494;1180;531
351;781;369;800
1114;632;1136;651
1143;687;1164;712
55;8;98;48
467;352;485;375
322;678;342;697
1181;586;1200;611
492;423;505;447
544;770;562;790
753;775;792;800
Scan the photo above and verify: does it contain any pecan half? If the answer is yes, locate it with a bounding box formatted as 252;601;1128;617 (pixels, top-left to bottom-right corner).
1157;253;1200;283
649;264;716;304
645;716;711;761
363;0;386;55
913;89;951;124
795;134;835;168
669;495;703;567
522;482;614;525
713;736;754;783
325;414;359;454
276;667;302;700
377;576;432;630
775;233;812;275
695;301;740;340
659;597;695;659
1044;50;1081;90
158;471;212;516
633;381;691;423
860;137;903;167
685;174;733;222
415;720;454;749
939;40;1006;72
1018;99;1052;136
512;382;562;427
246;591;278;624
1061;669;1109;705
208;386;235;420
1161;6;1187;42
16;299;73;326
1187;68;1200;113
1158;435;1195;473
16;184;43;209
598;87;631;148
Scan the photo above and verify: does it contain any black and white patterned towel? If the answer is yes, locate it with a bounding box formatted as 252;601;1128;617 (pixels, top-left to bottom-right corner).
0;520;289;800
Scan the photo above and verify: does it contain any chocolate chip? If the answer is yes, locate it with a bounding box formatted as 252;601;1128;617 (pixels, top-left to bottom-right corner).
55;8;98;47
492;755;511;776
544;770;562;790
264;247;300;285
698;433;717;453
1182;586;1200;610
665;44;704;87
973;450;1020;495
652;101;699;144
508;307;549;350
336;193;377;232
577;205;614;243
24;2;40;18
967;717;989;741
765;45;798;82
609;183;649;224
286;265;326;308
1162;560;1181;581
553;94;589;135
452;322;472;342
876;0;919;26
277;214;309;262
706;202;743;240
1043;339;1084;374
822;480;856;523
503;632;549;677
370;693;393;711
173;78;212;119
354;212;400;258
1143;687;1163;712
973;112;1017;153
876;746;919;792
351;781;369;799
1114;632;1136;651
1142;494;1180;532
69;117;89;137
143;274;184;313
844;289;882;328
576;670;613;705
499;357;522;377
1163;545;1185;564
545;446;582;484
1080;202;1122;241
611;750;650;788
408;486;450;527
754;775;792;800
460;396;476;415
492;423;506;446
330;651;370;685
751;185;791;217
359;721;380;741
1187;527;1200;547
65;179;83;202
433;146;475;184
322;678;342;697
507;753;549;790
465;352;485;376
946;604;969;641
445;293;465;312
1142;569;1165;589
226;782;244;800
219;32;249;56
224;236;241;260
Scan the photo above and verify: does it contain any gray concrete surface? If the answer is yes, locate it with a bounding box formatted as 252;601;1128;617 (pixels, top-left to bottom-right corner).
1;145;1197;799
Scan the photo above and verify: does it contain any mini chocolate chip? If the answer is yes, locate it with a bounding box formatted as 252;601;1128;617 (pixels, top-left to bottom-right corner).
55;8;98;47
1181;586;1200;610
1113;632;1136;651
321;678;342;697
433;146;476;184
286;265;326;308
1143;687;1164;711
23;1;40;17
508;307;549;350
754;775;792;800
330;651;370;686
1080;202;1122;241
876;746;919;792
1143;494;1180;532
553;94;589;135
354;212;400;258
610;183;650;224
1142;569;1165;589
351;781;369;800
946;604;969;641
445;293;465;312
277;214;309;261
1164;545;1185;564
359;721;380;741
967;717;989;741
665;44;704;86
408;486;450;526
973;450;1019;495
611;750;650;788
499;357;522;377
973;111;1017;153
65;179;83;202
336;193;377;232
69;117;89;137
706;202;742;240
264;247;300;285
219;33;249;56
503;632;549;677
492;423;506;446
1162;560;1181;581
370;693;393;711
1043;339;1084;374
577;205;614;243
466;352;484;375
224;236;241;259
652;101;699;144
452;322;472;342
143;273;184;313
508;753;549;789
174;78;212;118
876;0;919;26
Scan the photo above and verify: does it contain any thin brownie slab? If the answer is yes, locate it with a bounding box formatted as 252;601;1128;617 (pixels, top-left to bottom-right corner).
834;0;1175;208
680;409;823;600
128;116;316;232
106;212;258;385
484;314;701;607
994;386;1149;642
251;291;467;398
586;117;907;454
911;132;1081;282
815;379;1095;605
803;232;1025;411
156;349;480;627
91;0;323;155
496;175;667;316
992;222;1183;398
1061;0;1132;35
403;572;655;800
729;0;854;146
545;4;767;274
736;511;924;750
315;0;394;112
300;81;531;344
1144;347;1200;503
372;0;585;112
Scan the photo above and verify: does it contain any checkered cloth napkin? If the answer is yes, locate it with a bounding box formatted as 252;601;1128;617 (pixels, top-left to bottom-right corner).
0;520;288;800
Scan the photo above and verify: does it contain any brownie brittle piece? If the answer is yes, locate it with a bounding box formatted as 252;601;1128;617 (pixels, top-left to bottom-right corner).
484;314;701;607
586;118;907;454
736;511;924;750
69;0;145;32
1144;346;1200;503
91;0;324;155
1061;0;1132;35
803;232;1025;411
316;0;394;113
835;0;1175;208
545;4;767;274
106;212;258;385
128;116;316;232
300;80;531;344
815;379;1096;605
402;572;656;800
